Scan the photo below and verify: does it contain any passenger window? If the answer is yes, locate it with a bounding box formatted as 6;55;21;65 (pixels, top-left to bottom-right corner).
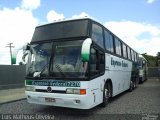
135;53;137;62
92;23;104;48
115;37;122;56
122;44;127;58
90;48;98;76
109;34;114;52
134;52;136;62
131;50;134;61
104;30;114;53
90;47;105;77
130;50;132;60
127;47;131;60
99;51;105;73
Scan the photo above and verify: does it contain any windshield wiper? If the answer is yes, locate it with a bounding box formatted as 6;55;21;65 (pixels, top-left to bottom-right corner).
33;63;49;77
55;64;66;77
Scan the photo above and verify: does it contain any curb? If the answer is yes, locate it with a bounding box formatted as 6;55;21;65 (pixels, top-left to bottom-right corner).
0;98;26;105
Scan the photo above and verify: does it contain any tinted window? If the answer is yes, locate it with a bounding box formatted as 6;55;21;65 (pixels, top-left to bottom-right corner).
122;43;127;58
115;37;122;56
92;23;104;48
127;47;131;59
137;54;139;62
131;50;134;61
135;53;137;62
90;47;105;77
104;30;114;52
31;20;89;43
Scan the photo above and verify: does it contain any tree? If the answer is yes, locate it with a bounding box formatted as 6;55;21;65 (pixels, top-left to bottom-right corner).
142;53;157;67
157;52;160;67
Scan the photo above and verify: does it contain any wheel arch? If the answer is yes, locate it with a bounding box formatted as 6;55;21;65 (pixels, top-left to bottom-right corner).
105;79;113;97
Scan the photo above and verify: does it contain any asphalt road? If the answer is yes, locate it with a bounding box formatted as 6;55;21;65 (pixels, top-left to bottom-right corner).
0;79;160;120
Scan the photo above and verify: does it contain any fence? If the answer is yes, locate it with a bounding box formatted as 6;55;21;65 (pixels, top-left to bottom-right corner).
0;65;26;90
0;65;159;90
148;67;160;78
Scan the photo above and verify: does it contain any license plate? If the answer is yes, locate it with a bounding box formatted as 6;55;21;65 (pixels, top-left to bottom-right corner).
45;98;55;102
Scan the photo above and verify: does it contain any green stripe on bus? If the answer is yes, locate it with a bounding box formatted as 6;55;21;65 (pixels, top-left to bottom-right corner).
26;80;33;85
82;53;89;61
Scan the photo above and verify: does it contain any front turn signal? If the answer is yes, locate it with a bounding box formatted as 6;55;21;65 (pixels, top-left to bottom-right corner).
80;89;86;95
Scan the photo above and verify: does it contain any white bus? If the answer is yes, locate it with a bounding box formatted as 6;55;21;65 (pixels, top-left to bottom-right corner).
139;55;148;83
12;18;140;109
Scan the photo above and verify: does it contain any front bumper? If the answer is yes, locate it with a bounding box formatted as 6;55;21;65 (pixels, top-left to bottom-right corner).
25;91;93;109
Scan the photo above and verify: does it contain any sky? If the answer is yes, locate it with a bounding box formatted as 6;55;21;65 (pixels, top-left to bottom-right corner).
0;0;160;65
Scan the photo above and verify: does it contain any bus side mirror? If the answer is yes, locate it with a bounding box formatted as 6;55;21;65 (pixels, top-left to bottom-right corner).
81;38;92;62
23;44;30;50
11;44;30;64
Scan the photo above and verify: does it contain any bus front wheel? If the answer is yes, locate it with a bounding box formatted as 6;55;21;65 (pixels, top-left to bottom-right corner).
100;83;111;107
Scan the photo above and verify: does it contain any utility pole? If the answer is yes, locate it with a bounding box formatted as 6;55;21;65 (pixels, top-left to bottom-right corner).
6;43;14;65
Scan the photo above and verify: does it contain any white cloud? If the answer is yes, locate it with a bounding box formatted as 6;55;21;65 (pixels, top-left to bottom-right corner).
46;10;65;23
21;0;40;10
146;0;156;4
0;7;38;46
71;12;91;19
0;6;39;64
46;11;94;23
104;21;160;56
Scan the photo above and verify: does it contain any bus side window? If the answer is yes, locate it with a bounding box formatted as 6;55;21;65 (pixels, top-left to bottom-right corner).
109;35;114;53
122;43;127;58
127;47;131;60
99;51;105;73
90;47;105;77
131;50;134;61
115;37;122;56
91;23;104;49
104;30;114;53
90;48;98;76
135;52;137;62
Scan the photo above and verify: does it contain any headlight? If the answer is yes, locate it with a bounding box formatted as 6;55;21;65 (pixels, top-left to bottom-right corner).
25;86;35;92
66;89;86;95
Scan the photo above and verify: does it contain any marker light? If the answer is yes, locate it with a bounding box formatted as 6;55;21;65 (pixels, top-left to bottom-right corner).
25;86;35;92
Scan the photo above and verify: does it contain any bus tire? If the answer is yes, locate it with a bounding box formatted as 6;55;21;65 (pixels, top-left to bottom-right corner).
129;80;134;92
134;77;138;89
133;80;136;90
100;83;111;107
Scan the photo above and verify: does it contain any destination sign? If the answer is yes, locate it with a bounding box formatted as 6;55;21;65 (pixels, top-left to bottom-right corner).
26;80;80;87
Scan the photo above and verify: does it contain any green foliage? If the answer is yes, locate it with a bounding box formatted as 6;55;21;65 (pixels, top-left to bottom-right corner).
142;52;160;67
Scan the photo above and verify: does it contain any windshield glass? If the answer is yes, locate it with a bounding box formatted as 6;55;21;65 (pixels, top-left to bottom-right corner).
26;40;87;78
50;40;86;78
26;43;52;77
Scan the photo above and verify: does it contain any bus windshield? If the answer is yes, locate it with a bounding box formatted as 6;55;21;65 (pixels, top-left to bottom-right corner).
50;40;86;78
26;43;52;77
26;40;87;79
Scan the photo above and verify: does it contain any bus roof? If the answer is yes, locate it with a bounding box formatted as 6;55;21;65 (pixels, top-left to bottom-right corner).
36;17;92;28
31;18;90;43
31;17;139;55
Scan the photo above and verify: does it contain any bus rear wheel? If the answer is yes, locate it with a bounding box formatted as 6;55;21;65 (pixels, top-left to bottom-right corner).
129;80;134;92
100;83;111;107
133;79;137;89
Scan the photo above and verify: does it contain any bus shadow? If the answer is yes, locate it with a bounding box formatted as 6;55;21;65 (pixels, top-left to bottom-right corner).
109;90;130;103
37;105;98;119
37;89;133;118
